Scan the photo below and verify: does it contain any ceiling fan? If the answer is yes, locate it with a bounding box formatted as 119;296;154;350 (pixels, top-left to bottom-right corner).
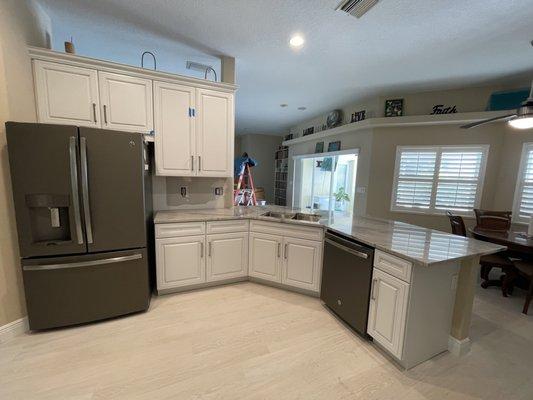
461;81;533;130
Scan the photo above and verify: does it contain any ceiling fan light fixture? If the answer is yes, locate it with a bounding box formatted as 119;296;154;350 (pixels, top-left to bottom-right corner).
508;116;533;130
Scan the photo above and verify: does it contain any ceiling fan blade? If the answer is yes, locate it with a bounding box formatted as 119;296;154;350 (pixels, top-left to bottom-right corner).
461;114;516;129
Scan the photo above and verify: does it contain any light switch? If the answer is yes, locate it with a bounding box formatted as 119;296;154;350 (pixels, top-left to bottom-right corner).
49;207;60;228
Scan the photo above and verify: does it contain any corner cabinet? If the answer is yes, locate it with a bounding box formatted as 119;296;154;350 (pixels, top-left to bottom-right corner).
154;85;234;177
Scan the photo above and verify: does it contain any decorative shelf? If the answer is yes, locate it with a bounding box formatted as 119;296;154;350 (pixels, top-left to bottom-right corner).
282;111;511;146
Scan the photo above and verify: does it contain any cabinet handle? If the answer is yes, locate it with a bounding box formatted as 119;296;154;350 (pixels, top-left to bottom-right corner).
188;107;191;117
200;242;204;258
371;278;378;300
192;108;196;117
92;103;97;123
208;242;212;257
198;156;201;171
277;243;281;258
103;105;108;124
191;156;194;171
284;243;288;259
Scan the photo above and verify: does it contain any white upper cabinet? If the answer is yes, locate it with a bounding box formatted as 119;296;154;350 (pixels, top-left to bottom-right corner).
33;60;100;127
154;81;195;176
196;88;234;177
282;237;322;292
98;72;153;133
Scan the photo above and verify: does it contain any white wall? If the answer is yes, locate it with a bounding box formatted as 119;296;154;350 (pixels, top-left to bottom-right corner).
286;83;532;232
0;0;52;327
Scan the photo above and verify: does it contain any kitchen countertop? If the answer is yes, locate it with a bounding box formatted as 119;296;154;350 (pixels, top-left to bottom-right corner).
154;206;505;267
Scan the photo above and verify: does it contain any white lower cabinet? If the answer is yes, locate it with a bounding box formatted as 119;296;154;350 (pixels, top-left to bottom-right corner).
207;232;248;282
248;232;282;283
282;237;322;292
156;235;206;290
367;268;409;360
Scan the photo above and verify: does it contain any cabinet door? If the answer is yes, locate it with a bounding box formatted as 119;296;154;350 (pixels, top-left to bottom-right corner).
154;81;195;176
33;60;100;127
248;232;281;283
367;268;409;360
155;235;206;290
98;72;153;133
195;89;234;177
206;232;248;282
282;237;322;292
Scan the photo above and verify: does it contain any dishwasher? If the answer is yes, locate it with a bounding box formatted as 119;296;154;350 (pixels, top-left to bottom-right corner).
320;229;375;336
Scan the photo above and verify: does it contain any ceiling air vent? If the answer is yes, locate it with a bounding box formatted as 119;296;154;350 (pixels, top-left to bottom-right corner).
336;0;379;18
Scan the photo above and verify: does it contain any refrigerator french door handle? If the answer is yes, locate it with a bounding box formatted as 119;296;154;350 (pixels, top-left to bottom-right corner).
69;137;84;245
22;253;143;271
80;137;94;244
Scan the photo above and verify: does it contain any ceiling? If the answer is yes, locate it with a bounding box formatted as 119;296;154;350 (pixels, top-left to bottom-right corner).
38;0;533;135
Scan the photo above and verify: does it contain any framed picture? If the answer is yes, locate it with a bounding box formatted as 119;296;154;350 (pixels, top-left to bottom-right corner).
303;127;315;136
385;99;404;117
328;141;341;152
315;142;324;153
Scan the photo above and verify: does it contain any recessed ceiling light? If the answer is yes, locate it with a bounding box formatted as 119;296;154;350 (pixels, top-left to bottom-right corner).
280;104;288;108
298;106;307;111
289;34;305;48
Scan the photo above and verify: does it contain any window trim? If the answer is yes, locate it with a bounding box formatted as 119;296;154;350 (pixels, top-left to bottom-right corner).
390;145;489;216
512;142;533;224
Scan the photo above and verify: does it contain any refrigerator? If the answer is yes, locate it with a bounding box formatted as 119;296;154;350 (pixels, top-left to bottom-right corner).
6;122;153;330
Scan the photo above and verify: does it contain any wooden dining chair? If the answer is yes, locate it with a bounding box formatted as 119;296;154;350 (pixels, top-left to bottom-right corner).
504;260;533;314
474;209;512;231
446;211;514;294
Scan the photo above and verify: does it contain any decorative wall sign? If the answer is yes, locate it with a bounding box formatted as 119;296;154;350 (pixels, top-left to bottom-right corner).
430;104;457;115
303;126;315;136
385;99;404;117
326;109;343;128
328;141;341;152
315;142;324;153
351;110;366;123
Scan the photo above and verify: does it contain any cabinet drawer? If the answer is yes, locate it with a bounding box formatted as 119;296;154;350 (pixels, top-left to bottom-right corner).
373;250;412;283
250;220;323;241
206;219;249;234
155;222;205;238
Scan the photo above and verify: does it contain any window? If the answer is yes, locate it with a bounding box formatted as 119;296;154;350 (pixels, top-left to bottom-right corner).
293;150;358;222
391;145;488;215
513;143;533;223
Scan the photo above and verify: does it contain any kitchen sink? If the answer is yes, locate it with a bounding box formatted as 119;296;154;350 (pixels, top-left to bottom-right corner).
292;213;321;222
260;211;296;219
260;211;321;223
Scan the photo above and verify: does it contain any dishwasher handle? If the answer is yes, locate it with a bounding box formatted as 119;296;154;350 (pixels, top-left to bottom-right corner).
325;231;373;258
325;238;369;259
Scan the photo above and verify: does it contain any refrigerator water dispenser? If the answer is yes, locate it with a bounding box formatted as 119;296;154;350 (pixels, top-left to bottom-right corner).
25;194;71;243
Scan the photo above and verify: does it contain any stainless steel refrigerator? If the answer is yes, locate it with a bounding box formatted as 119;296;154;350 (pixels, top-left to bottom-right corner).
6;122;153;330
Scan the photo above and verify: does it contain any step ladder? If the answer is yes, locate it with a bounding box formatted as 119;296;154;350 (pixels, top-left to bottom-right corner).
234;164;257;206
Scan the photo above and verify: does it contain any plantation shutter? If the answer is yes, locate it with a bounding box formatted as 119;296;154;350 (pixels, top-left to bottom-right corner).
514;145;533;222
394;150;437;209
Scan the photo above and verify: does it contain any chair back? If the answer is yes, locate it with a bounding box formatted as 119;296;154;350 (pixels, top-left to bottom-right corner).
474;209;512;231
446;211;467;237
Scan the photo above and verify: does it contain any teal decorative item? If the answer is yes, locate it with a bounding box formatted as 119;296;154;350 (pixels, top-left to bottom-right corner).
487;89;530;111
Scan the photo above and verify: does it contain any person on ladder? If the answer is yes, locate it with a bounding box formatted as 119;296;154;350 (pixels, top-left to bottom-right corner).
234;152;258;206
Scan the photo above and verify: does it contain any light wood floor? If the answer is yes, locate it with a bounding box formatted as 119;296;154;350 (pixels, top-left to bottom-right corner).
1;282;532;400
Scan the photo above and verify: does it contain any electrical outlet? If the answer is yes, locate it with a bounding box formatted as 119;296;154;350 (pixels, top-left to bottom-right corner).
451;274;459;291
214;187;224;196
180;186;189;198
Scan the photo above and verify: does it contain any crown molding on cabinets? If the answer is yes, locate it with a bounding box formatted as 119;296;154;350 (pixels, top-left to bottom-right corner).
28;47;238;94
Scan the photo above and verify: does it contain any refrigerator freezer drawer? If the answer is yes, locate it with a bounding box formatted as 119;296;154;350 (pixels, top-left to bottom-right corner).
22;248;150;330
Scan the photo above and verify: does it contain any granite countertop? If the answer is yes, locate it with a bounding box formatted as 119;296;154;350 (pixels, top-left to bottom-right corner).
154;206;506;267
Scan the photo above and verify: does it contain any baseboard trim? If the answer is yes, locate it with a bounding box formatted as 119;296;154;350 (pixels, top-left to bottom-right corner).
448;335;471;356
0;317;29;344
